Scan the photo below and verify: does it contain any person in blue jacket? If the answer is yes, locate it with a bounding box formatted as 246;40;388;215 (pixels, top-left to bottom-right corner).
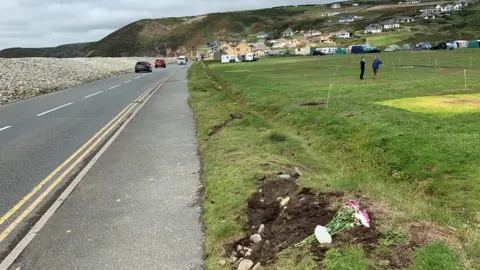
372;56;383;79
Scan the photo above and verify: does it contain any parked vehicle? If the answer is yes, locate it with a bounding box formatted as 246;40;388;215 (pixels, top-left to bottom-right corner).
135;61;152;73
351;45;365;54
245;53;255;62
221;55;240;64
178;56;187;65
312;50;325;56
155;59;166;68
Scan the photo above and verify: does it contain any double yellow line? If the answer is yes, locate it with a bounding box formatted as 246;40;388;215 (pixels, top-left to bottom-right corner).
0;82;158;242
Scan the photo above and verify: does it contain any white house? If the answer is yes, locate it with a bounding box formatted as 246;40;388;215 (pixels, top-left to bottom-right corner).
331;3;341;8
455;0;473;7
421;7;438;13
270;38;288;48
364;24;383;34
302;29;322;37
336;31;350;38
395;16;415;23
295;43;311;56
282;28;294;37
256;32;269;39
382;19;401;29
418;12;436;19
339;15;357;23
352;3;359;6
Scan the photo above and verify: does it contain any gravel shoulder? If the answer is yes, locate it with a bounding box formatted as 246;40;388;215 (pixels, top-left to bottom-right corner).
0;57;174;105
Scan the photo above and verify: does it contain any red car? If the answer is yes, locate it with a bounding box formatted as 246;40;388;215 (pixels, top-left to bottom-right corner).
155;59;166;68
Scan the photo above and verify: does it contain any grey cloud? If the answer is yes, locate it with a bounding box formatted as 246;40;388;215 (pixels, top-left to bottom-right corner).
0;0;332;49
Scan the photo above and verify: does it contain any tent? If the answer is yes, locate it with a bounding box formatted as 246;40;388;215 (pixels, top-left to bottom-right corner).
336;48;346;54
401;44;411;50
384;44;401;52
446;41;458;49
468;40;479;48
455;40;469;48
419;42;432;49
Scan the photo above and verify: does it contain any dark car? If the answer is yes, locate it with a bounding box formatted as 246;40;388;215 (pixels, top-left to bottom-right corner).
155;59;166;68
312;51;325;56
135;61;152;73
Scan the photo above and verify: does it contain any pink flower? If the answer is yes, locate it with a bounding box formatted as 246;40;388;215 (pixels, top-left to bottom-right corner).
361;209;370;224
347;200;359;210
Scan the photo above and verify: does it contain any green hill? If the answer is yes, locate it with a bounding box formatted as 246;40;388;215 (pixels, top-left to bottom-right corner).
1;0;479;58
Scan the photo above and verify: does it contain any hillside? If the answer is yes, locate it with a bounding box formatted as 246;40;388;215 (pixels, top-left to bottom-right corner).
1;0;479;58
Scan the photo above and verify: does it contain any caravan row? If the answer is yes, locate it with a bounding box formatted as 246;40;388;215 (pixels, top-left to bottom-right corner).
221;53;259;64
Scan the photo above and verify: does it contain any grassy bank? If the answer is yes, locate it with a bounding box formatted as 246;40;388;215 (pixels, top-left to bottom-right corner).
188;50;480;269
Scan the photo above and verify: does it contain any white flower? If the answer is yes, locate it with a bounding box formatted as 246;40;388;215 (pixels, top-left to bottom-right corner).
314;225;332;244
354;212;370;228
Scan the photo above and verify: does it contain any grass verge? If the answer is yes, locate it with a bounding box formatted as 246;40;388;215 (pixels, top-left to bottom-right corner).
188;50;480;269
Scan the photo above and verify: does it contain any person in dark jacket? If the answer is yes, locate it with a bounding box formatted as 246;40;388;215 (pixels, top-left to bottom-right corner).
372;56;383;79
360;57;366;80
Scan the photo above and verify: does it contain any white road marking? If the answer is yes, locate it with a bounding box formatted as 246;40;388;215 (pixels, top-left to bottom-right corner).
0;126;12;132
84;91;103;99
134;76;142;80
36;102;74;117
124;80;132;84
108;84;121;90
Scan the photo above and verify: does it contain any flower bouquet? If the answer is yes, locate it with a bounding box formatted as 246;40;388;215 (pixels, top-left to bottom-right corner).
295;200;370;247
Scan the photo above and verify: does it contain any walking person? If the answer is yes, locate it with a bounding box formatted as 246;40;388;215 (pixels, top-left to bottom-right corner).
372;56;383;79
360;57;366;80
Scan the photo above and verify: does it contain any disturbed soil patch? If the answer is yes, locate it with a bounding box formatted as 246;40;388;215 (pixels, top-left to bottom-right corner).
299;101;325;107
226;180;382;267
208;114;243;136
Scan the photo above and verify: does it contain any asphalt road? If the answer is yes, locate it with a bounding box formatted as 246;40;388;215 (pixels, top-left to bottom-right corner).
0;65;179;244
6;66;203;269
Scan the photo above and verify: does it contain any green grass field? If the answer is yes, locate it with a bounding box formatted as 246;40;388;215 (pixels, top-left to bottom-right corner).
188;49;480;269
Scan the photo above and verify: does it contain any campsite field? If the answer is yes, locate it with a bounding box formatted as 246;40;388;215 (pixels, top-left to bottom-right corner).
188;49;480;270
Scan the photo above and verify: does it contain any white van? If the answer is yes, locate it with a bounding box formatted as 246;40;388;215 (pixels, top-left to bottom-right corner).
221;55;240;64
245;53;254;62
178;56;187;65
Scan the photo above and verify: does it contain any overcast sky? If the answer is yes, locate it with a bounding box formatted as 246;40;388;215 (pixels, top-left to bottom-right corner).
0;0;336;50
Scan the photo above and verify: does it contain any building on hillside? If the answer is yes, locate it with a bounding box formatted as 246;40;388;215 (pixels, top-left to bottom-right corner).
282;28;295;37
421;6;438;13
256;39;266;44
455;0;473;7
352;3;359;6
331;3;341;8
339;15;357;23
254;43;270;52
364;24;383;34
219;42;235;55
336;31;350;38
295;43;311;55
286;39;302;48
382;19;401;29
302;29;322;37
234;41;253;55
418;12;437;19
270;38;288;48
255;49;266;58
395;16;415;23
398;0;421;4
256;32;269;39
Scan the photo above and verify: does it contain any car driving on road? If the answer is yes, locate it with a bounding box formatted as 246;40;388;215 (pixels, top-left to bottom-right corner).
135;61;152;73
155;59;166;68
178;56;187;65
